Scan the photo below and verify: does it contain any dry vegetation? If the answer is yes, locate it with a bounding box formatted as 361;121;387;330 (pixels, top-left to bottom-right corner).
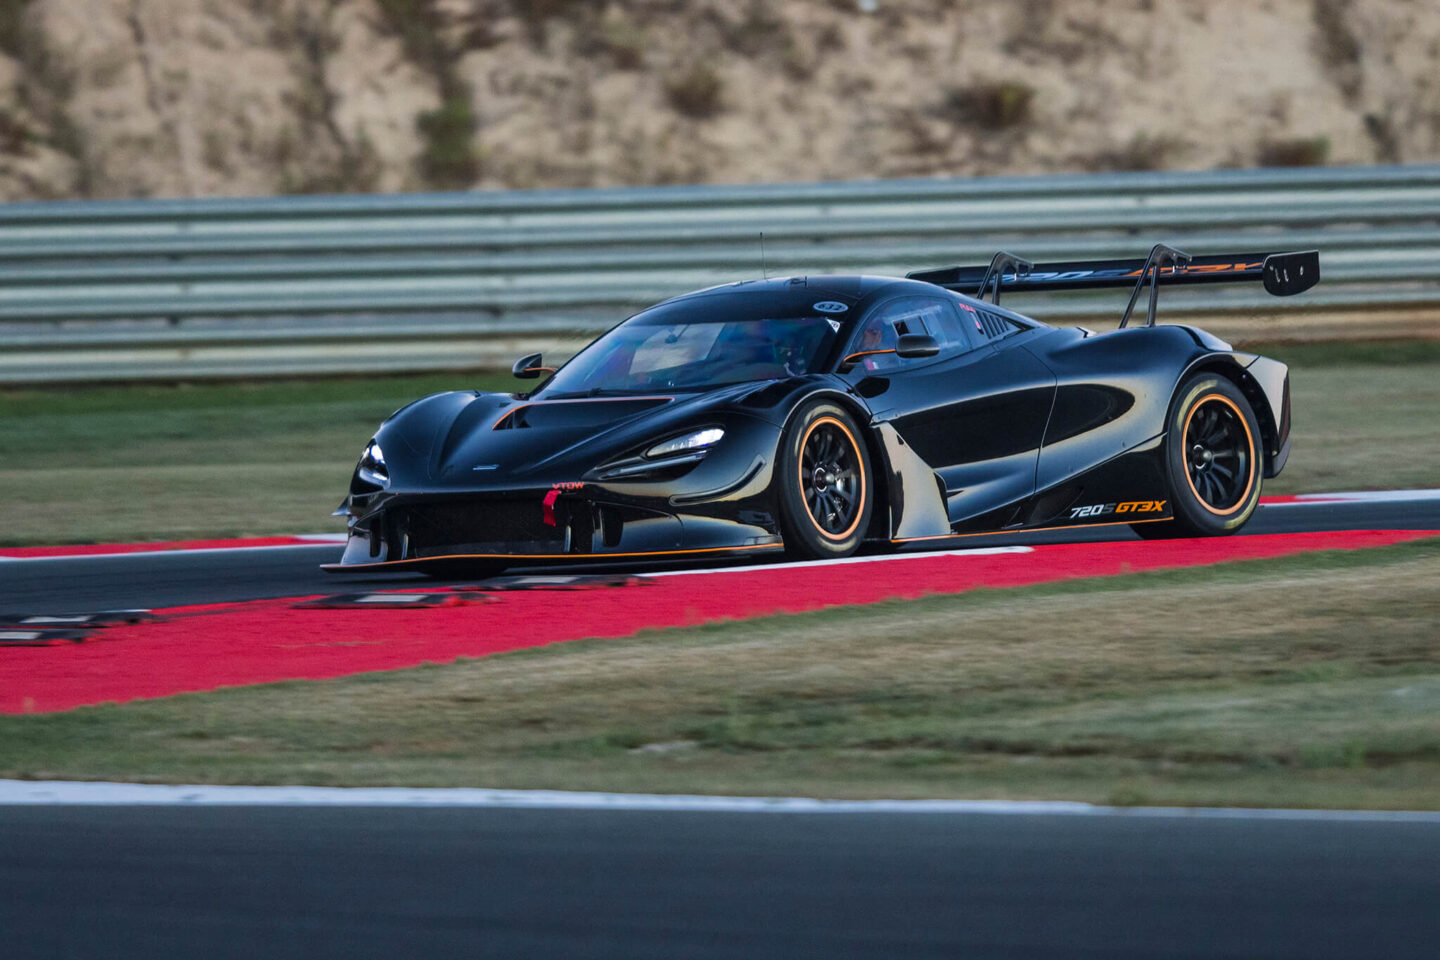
3;540;1438;807
1;0;1438;200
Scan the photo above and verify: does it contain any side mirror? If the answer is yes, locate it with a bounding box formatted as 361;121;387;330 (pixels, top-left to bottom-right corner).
512;353;551;379
895;334;940;359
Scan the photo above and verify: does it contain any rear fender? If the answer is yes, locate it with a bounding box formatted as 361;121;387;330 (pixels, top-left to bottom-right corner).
1180;354;1290;478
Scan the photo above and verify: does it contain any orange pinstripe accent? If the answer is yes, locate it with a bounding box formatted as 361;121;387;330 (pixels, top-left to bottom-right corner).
840;348;896;365
1118;261;1260;280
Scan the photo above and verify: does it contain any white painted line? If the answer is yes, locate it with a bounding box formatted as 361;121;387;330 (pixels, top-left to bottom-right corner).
0;541;344;563
2;780;1438;821
647;544;1034;577
2;489;1435;563
1291;489;1440;503
0;542;1034;570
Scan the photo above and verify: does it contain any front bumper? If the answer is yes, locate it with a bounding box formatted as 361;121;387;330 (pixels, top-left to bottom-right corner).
324;474;782;572
325;408;790;571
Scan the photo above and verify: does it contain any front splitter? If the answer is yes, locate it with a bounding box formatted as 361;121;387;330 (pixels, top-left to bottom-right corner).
320;541;786;573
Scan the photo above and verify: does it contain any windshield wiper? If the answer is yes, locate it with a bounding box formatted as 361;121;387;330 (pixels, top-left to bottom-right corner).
582;387;643;397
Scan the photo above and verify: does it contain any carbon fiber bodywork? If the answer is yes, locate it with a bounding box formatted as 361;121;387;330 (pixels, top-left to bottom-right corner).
326;275;1291;571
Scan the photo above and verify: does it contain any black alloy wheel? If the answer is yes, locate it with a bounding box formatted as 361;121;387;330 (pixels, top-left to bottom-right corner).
802;419;864;538
777;402;874;559
1134;372;1263;539
1184;396;1253;514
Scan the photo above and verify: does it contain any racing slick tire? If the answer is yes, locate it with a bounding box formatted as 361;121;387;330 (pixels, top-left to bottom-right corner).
1133;373;1263;539
776;402;874;560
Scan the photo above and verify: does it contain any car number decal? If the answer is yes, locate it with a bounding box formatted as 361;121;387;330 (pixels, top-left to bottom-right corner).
813;301;848;313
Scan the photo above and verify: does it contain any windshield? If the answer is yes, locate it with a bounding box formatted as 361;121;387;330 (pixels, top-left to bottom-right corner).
536;292;846;397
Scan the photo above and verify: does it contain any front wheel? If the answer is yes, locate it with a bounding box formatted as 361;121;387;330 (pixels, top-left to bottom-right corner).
776;402;874;560
1133;373;1263;539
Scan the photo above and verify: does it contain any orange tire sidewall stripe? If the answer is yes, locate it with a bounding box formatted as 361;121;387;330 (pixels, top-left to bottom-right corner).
798;416;866;541
1182;393;1256;517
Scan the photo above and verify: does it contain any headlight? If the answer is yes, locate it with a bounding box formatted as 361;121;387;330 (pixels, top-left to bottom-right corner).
593;427;725;481
357;440;388;486
645;427;724;459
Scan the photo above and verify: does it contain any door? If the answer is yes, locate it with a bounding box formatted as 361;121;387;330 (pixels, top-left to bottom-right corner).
849;297;1056;527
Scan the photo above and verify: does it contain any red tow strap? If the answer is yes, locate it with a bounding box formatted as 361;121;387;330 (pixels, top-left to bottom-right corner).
542;489;561;527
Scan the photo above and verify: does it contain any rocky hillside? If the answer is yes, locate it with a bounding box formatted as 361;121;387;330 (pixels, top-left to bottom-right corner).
1;0;1437;201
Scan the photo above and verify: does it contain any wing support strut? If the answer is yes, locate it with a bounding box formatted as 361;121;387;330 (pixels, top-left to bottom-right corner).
972;251;1034;306
1118;243;1192;329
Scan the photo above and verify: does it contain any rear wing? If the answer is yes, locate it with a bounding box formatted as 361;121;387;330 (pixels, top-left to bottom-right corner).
907;245;1319;328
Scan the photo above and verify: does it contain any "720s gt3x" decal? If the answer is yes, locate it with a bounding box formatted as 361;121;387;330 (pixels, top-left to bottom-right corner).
1069;500;1167;520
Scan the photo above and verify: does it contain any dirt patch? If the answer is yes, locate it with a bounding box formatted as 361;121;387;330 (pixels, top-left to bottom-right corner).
2;0;1437;199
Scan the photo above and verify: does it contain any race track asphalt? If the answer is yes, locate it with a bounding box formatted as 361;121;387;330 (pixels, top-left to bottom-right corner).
4;497;1439;959
4;496;1439;611
2;804;1438;960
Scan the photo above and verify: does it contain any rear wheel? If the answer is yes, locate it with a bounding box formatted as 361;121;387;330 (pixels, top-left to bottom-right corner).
1133;373;1262;539
776;402;874;560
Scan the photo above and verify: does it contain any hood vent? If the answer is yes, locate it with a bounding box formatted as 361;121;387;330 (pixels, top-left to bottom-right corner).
494;397;672;431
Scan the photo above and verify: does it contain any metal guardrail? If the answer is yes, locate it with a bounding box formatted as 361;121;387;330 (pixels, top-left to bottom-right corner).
3;164;1438;383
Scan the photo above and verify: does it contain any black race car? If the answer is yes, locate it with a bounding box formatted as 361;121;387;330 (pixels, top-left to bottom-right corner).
325;244;1316;575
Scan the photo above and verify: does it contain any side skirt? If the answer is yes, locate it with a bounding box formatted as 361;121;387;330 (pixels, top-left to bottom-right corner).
891;516;1169;546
